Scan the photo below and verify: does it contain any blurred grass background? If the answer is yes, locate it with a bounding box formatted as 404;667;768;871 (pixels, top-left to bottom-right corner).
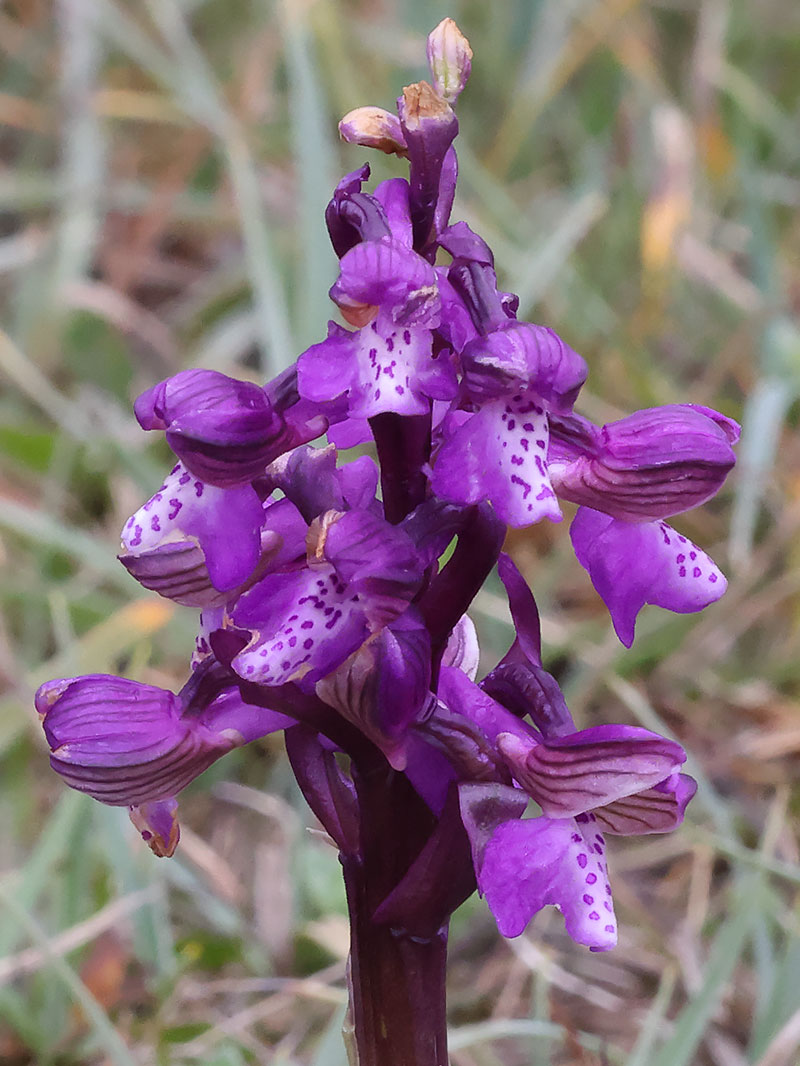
0;0;798;1063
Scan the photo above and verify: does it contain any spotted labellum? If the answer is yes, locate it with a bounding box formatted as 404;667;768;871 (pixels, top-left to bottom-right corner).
36;18;738;1066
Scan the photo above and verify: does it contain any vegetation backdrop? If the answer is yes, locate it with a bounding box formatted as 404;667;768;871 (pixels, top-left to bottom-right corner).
0;1;798;1064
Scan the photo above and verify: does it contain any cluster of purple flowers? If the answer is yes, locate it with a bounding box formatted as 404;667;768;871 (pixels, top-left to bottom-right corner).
37;19;738;955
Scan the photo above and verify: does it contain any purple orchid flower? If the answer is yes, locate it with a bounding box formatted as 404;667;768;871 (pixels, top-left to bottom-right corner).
442;556;695;949
135;368;325;488
36;663;294;855
297;236;457;421
229;506;426;688
548;405;740;644
119;461;308;607
430;223;589;526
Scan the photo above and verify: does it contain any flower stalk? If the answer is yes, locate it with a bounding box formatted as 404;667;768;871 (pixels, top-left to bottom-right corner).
343;761;449;1066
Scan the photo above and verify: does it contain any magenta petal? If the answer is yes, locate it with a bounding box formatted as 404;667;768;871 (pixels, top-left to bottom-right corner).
120;463;263;596
438;220;494;266
432;399;561;527
36;675;235;807
438;666;534;746
433;145;458;237
496;553;542;667
596;772;697;835
316;612;432;769
327;416;372;448
462;323;587;414
373;178;413;246
478;813;617;949
435;269;480;351
118;541;219;608
320;509;423;629
336;454;380;511
481;661;576;737
570;508;728;646
231;567;369;686
325;166;393;257
134;369;294;487
550;405;737;521
405;734;460;814
266;444;344;522
331;238;439;323
297;323;359;405
497;724;686;818
346;311;442;418
458;782;528;873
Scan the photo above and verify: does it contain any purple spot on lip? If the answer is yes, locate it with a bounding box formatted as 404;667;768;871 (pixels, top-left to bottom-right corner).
604;924;615;933
588;911;600;921
168;499;182;520
583;894;594;905
709;573;718;583
150;516;161;532
577;854;588;869
586;873;597;884
693;566;702;577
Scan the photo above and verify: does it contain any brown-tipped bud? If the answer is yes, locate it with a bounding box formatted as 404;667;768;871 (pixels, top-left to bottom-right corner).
399;80;456;132
338;106;409;157
129;798;181;857
426;18;473;104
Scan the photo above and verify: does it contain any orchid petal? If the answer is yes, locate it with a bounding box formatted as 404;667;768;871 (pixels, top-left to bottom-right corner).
497;725;686;818
570;508;728;646
120;462;263;597
595;773;697;835
477;812;617;949
432;398;561;527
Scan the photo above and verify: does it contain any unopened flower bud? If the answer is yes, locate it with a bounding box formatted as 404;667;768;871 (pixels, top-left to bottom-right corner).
338;106;408;157
426;18;473;104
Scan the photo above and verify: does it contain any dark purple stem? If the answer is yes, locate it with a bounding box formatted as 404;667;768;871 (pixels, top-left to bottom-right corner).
342;758;449;1066
370;411;432;524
